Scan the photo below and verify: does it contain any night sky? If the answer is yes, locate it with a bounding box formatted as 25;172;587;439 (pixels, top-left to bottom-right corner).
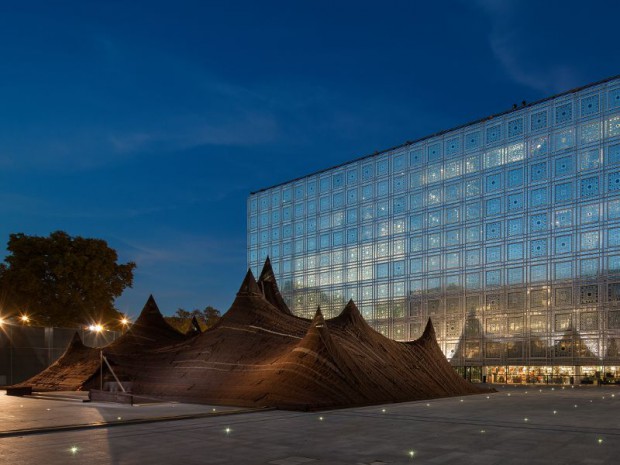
1;0;618;317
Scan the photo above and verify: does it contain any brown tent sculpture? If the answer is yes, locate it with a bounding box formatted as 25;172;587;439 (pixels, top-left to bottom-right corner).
106;267;488;410
10;332;100;392
10;260;490;409
10;295;188;393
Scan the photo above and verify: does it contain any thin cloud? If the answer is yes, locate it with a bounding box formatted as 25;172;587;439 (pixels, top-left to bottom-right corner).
470;0;580;93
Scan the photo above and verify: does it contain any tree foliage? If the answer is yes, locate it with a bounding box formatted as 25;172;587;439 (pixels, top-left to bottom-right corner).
165;306;221;333
0;231;136;327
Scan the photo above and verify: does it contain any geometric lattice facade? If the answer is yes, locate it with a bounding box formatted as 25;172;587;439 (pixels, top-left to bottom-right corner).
248;76;620;380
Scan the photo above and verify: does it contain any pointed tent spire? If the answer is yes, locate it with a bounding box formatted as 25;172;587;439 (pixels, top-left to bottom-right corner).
67;331;85;349
134;294;164;324
314;306;323;320
257;257;292;315
237;268;262;296
258;256;275;282
190;316;203;334
421;318;436;341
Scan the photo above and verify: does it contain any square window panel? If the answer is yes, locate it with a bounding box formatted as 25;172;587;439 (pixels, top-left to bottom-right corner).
581;95;600;116
609;172;620;192
609;88;620;109
486;125;501;144
555;235;572;254
531;110;548;131
508;118;523;137
555;103;573;124
580;177;599;197
507;193;524;212
554;182;573;203
530;213;548;232
555;155;574;177
507;168;524;187
554;209;572;228
530;239;548;257
486;222;501;240
530;162;547;182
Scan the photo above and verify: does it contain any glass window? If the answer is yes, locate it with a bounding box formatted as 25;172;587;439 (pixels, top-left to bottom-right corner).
530;213;548;232
606;169;620;198
580;122;601;144
555;155;574;177
486;198;501;216
581;204;599;224
446;252;460;268
466;202;481;220
428;188;441;205
507;267;523;285
531;110;548;131
581;231;599;250
486;222;501;240
555;261;572;280
609;143;620;165
508;217;524;236
507;167;523;188
486;173;502;192
530;136;549;157
486;246;501;263
581;94;600;116
485;148;503;168
446;229;461;246
508;118;523;137
530;264;548;282
486;125;501;144
555;235;572;254
555;128;575;151
466;272;481;289
446;206;460;224
445;160;461;178
486;270;501;287
580;148;601;171
554;182;573;203
466;179;481;197
530;162;547;183
581;177;599;198
508;242;523;260
428;210;441;228
410;236;423;252
410;148;424;166
530;239;548;257
410;192;424;210
410;258;423;273
507;193;524;212
465;131;481;151
530;187;548;208
554;209;572;228
445;183;461;201
466;249;480;266
465;155;480;173
580;258;599;277
555;102;573;124
428;233;441;249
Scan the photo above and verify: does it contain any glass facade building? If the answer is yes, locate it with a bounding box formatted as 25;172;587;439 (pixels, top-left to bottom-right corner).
248;76;620;384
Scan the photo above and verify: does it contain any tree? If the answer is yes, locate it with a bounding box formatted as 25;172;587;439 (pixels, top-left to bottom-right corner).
0;231;136;327
165;306;221;333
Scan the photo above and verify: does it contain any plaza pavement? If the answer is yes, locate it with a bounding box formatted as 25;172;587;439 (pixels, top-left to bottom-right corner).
0;385;618;464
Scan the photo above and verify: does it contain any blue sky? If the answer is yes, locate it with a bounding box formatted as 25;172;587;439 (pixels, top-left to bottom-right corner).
0;0;618;317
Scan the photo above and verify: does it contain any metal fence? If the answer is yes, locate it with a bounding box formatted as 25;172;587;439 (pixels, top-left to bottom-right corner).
0;325;120;386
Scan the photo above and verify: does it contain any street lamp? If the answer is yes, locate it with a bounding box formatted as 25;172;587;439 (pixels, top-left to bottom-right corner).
19;314;30;324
